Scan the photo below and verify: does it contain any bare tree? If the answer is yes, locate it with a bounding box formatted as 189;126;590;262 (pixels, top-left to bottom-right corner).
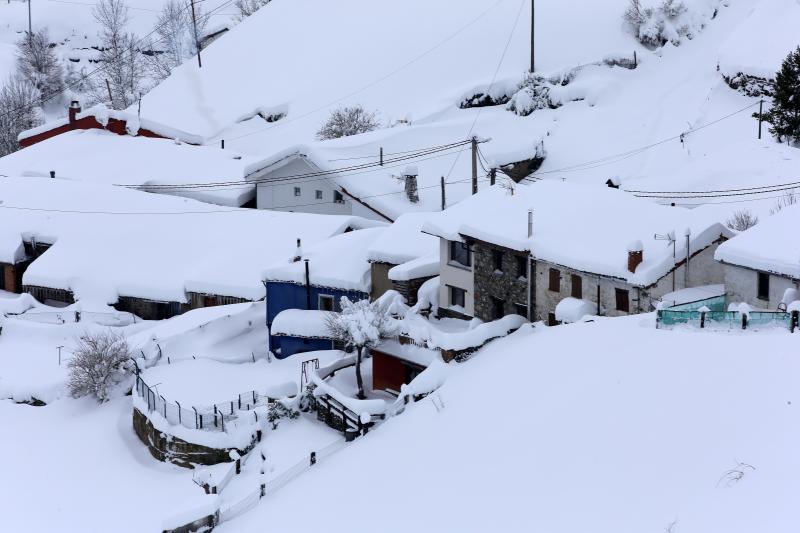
325;297;397;399
770;192;798;215
16;28;64;101
148;0;207;80
725;209;759;231
67;330;132;402
234;0;271;20
317;105;380;141
92;0;145;109
0;74;43;157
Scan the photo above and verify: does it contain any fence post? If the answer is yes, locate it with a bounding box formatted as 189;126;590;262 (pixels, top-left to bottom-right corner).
221;414;225;432
161;396;167;418
175;401;182;424
700;310;706;329
742;313;748;330
792;310;799;333
310;451;316;466
231;401;235;415
236;458;241;474
193;406;199;429
214;406;219;428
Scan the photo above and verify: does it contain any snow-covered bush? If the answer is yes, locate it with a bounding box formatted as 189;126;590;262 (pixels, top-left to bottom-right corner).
623;0;713;48
299;384;318;412
16;28;64;100
316;105;380;140
764;47;800;145
267;402;299;429
67;331;132;402
0;75;43;157
325;297;397;399
725;210;758;232
505;74;558;116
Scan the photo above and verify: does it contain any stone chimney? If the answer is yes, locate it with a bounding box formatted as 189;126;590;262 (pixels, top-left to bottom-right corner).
403;165;419;203
627;240;643;273
68;101;81;125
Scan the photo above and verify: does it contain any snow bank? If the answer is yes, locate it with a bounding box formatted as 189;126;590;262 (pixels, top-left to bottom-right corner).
555;297;596;323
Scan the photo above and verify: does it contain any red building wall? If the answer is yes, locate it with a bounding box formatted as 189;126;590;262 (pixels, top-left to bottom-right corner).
19;116;168;148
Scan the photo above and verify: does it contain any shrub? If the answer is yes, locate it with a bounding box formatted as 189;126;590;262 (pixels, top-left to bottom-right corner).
317;105;380;140
267;402;299;429
725;209;758;231
623;0;697;48
67;331;132;402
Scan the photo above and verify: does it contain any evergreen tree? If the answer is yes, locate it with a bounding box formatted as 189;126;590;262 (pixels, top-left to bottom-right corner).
765;47;800;144
16;28;64;100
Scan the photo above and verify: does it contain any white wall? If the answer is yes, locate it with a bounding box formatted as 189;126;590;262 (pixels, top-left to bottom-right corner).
437;238;474;316
723;263;798;310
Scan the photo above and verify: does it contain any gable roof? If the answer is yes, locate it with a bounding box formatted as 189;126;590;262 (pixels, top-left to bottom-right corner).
714;203;800;279
423;181;733;286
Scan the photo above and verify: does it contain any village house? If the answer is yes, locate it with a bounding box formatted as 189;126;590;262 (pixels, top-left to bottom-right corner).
264;227;384;358
423;181;733;324
715;203;800;310
2;128;260;208
366;212;439;305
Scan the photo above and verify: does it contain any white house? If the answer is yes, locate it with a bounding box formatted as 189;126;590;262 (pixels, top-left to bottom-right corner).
715;204;800;310
423;181;733;324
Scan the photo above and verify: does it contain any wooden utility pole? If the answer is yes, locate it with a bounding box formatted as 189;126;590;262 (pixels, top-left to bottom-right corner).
105;79;113;107
530;0;535;72
471;137;478;195
190;0;202;68
490;168;496;186
441;176;446;210
758;98;763;140
27;0;32;46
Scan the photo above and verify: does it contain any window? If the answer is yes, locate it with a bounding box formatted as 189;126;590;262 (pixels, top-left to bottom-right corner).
449;241;471;268
514;303;528;318
294;186;301;197
548;268;560;292
516;256;528;278
492;250;503;272
491;296;505;320
318;294;335;311
757;272;770;300
333;190;344;203
315;190;323;200
571;274;583;299
449;286;466;308
615;288;629;313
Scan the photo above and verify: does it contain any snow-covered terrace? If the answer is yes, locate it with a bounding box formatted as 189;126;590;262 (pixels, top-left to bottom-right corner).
0;177;376;306
1;129;258;207
424;181;733;287
715;204;800;280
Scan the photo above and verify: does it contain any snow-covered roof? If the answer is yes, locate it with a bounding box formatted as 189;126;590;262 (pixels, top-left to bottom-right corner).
271;309;335;339
367;212;439;265
0;130;257;207
388;252;440;282
424;181;733;286
715;204;800;279
263;227;385;292
18;104;203;145
0;177;371;304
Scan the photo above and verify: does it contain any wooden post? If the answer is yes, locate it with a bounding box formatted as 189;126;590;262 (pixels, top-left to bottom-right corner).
440;176;446;210
530;0;535;72
27;0;32;46
221;139;225;149
105;79;113;107
758;99;763;140
190;0;202;68
310;451;316;466
633;50;637;68
741;313;747;330
700;310;706;329
379;147;383;166
471;137;478;195
490;168;496;186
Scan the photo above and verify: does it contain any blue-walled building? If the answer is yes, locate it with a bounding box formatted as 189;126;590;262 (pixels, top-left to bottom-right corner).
263;228;384;359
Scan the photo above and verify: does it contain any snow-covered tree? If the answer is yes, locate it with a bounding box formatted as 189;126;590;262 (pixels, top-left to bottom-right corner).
764;47;800;145
92;0;145;109
325;297;397;399
317;105;380;140
623;0;695;48
67;331;132;402
234;0;271;20
0;75;43;157
148;0;207;81
16;28;64;100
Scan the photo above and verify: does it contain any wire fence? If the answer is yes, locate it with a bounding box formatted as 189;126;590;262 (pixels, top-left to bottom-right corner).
657;309;798;331
3;310;137;326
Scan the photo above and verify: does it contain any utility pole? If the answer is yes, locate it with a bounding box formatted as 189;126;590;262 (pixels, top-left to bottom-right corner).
490;168;496;186
190;0;202;68
471;137;478;195
57;345;64;366
105;79;113;107
758;98;763;140
440;176;446;210
530;0;535;72
28;0;32;46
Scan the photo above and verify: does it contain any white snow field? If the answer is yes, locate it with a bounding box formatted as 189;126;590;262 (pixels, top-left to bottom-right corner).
220;316;800;533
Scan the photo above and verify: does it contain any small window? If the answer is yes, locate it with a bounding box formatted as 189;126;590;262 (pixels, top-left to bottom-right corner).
548;268;560;292
333;190;344;203
516;256;527;278
319;295;335;311
571;274;583;299
449;241;471;268
449;286;466;308
315;190;323;200
514;303;528;318
615;288;629;313
492;250;503;272
294;186;301;197
757;272;770;300
491;296;505;320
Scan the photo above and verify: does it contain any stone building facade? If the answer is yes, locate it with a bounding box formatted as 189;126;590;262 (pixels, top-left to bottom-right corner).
720;263;798;310
472;240;533;322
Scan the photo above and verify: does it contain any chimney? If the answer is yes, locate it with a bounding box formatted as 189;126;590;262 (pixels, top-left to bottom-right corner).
292;239;303;262
68;101;81;125
403;165;419;204
527;209;533;238
627;240;643;273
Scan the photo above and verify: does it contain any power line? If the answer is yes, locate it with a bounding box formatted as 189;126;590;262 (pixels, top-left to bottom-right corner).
625;179;800;195
633;183;800;200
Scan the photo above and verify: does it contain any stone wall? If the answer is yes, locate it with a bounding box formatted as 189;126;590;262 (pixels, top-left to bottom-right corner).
370;262;394;301
133;408;255;468
391;275;435;307
472;242;532;322
723;264;798;310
